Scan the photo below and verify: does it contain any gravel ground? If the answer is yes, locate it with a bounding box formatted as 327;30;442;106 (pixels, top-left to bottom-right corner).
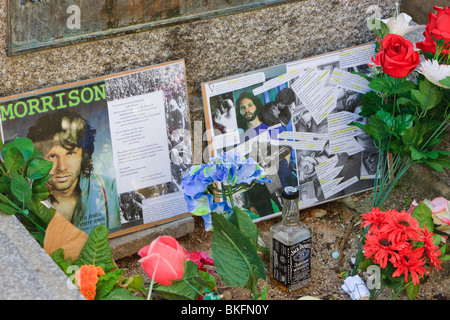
117;194;450;301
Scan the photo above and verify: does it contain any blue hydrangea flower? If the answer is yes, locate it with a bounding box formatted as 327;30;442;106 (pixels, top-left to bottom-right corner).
181;151;271;230
181;164;212;198
201;213;213;231
184;193;213;216
211;201;233;219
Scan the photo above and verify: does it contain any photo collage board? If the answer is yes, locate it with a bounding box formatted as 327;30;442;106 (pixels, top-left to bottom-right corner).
0;60;192;237
201;43;379;221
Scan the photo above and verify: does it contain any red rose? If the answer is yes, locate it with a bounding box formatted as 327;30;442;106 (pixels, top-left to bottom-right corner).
138;236;186;285
372;34;420;78
416;6;450;55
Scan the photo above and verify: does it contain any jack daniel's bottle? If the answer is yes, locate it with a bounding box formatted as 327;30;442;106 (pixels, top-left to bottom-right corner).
270;186;312;292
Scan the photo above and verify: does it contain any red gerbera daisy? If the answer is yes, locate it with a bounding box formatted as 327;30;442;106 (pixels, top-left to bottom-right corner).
421;227;443;272
362;229;407;268
380;209;421;243
392;245;428;285
360;207;387;232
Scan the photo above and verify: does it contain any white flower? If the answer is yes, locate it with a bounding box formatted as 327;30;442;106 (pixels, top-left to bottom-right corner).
418;59;450;89
380;13;424;36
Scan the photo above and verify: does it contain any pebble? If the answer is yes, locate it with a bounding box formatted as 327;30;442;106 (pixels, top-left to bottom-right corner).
309;209;327;218
331;251;340;259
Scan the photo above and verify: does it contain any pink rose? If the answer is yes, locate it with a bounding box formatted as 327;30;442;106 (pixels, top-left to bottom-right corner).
429;197;450;235
138;236;186;285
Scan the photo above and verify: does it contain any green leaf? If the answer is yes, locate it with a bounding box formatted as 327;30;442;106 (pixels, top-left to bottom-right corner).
26;158;53;180
367;17;389;38
119;275;145;293
397;80;416;94
0;176;11;194
412;79;444;111
402;121;425;148
375;110;394;128
0;202;18;215
50;248;74;277
440;76;450;87
25;200;55;226
440;254;450;262
411;89;426;107
101;288;144;300
230;206;259;248
75;225;115;271
198;269;217;292
396;97;415;106
2;137;37;163
423;153;450;172
96;269;124;300
3;147;24;172
393;114;414;136
10;174;32;203
406;281;420;300
369;77;393;94
362;115;391;142
410;146;425;161
411;202;434;232
359;91;383;117
153;261;211;300
31;183;52;202
211;212;265;290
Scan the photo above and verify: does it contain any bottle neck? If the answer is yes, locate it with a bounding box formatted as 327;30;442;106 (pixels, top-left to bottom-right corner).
282;197;300;225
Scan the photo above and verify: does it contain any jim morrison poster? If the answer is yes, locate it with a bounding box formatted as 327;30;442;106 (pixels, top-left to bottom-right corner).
201;43;379;221
0;60;192;237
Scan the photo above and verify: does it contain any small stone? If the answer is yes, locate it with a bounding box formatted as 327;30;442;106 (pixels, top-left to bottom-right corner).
309;208;327;218
220;291;232;300
298;296;322;300
331;251;340;259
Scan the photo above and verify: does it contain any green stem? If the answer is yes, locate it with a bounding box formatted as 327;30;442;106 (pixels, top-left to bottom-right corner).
183;279;205;299
147;257;160;300
225;185;235;208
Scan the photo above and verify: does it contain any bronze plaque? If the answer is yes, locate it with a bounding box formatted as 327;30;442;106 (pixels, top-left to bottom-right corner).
7;0;298;56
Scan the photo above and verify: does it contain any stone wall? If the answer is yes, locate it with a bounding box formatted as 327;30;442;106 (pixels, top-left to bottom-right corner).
0;0;397;113
401;0;449;25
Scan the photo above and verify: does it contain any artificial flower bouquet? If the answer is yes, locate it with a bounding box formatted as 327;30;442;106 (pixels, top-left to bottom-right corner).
181;152;269;299
351;6;450;278
352;6;450;208
359;203;449;300
181;151;270;230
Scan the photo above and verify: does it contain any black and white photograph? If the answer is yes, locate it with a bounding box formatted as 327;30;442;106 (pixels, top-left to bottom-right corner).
104;61;192;230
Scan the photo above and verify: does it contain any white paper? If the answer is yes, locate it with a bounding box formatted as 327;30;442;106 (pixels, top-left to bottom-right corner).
329;68;371;94
341;275;370;300
339;44;376;69
204;72;266;97
107;91;171;194
278;131;328;151
253;69;304;96
291;68;338;125
142;191;188;224
328;111;365;156
315;155;359;199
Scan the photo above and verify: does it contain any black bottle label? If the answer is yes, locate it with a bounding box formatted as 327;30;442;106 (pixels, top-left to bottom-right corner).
272;237;312;291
